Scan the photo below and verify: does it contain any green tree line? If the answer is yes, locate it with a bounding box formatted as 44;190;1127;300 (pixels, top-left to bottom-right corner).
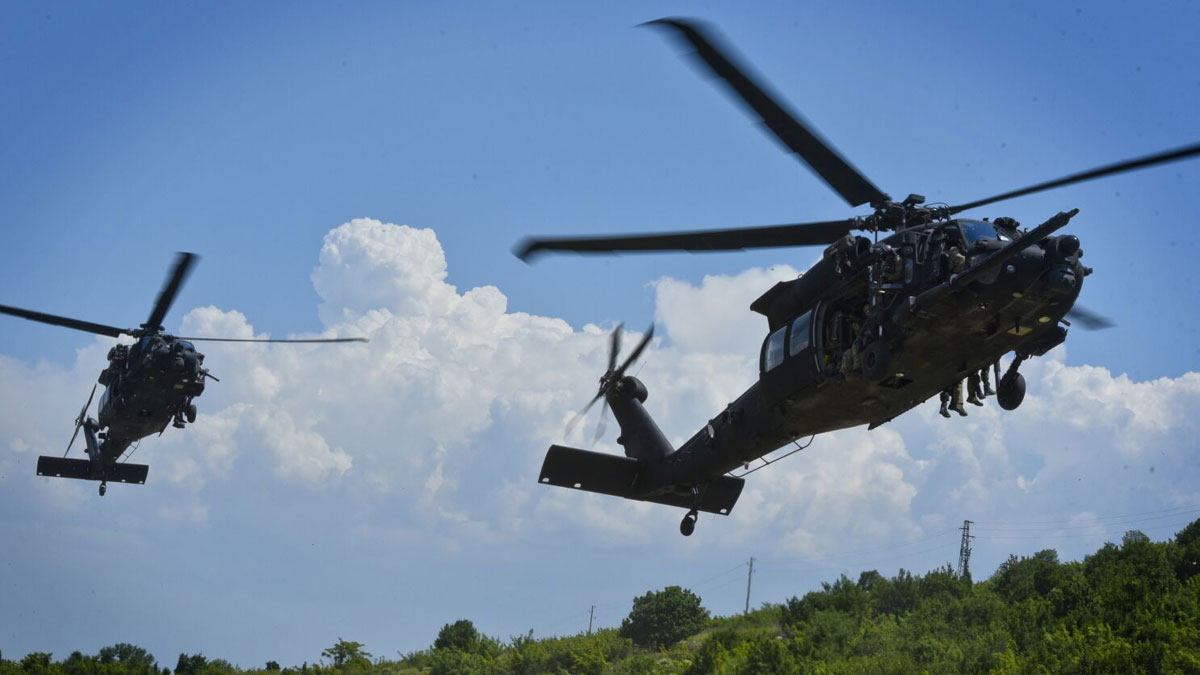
4;519;1198;674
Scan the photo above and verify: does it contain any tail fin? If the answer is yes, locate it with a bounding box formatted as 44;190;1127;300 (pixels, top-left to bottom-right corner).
538;445;744;515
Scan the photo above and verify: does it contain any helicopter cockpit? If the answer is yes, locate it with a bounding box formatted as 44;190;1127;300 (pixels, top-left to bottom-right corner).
958;219;1014;247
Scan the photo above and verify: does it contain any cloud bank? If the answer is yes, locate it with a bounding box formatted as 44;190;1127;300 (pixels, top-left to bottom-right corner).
2;218;1198;565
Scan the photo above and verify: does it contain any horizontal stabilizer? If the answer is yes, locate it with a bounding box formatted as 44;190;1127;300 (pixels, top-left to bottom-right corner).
36;456;148;484
538;445;744;515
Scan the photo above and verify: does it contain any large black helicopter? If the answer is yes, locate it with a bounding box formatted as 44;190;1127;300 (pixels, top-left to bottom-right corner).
0;252;367;496
517;18;1200;536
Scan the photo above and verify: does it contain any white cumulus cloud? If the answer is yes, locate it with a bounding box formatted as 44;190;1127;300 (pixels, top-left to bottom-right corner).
1;218;1197;570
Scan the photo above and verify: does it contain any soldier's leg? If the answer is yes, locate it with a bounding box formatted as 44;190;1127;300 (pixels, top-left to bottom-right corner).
939;389;951;418
952;379;967;416
982;366;995;397
968;372;983;405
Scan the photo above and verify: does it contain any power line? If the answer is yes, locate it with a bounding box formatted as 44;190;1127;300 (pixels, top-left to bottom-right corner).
975;503;1200;528
974;508;1200;533
766;529;957;565
686;561;752;590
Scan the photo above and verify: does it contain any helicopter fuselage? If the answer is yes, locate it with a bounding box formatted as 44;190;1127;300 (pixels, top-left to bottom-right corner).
93;334;207;463
630;215;1088;491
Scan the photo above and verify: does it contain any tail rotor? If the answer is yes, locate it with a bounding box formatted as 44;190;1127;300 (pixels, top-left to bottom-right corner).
567;323;654;444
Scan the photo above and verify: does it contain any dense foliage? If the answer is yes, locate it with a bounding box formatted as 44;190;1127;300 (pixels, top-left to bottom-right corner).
3;522;1198;674
619;586;710;648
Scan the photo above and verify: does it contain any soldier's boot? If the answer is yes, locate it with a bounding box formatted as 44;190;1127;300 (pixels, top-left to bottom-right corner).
939;392;951;418
983;375;996;397
967;374;984;406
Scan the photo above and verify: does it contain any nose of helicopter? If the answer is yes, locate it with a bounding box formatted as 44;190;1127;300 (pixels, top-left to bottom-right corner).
991;233;1086;301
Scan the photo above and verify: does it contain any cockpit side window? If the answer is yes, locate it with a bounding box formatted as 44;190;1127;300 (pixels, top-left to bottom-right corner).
959;219;1013;246
762;326;787;372
789;312;811;356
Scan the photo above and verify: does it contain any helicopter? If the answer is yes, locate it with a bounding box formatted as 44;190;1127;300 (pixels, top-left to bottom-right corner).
0;252;367;496
516;18;1200;536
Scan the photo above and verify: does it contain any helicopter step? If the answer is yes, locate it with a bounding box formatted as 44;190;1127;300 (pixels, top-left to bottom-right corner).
538;444;744;515
36;456;148;486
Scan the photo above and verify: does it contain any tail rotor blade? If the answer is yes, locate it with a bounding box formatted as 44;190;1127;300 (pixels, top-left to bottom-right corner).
79;383;97;425
608;323;623;374
615;324;655;377
592;401;610;446
566;391;605;437
65;424;81;458
66;383;97;457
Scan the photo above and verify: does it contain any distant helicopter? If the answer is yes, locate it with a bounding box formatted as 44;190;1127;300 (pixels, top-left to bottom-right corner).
0;252;367;496
516;18;1200;535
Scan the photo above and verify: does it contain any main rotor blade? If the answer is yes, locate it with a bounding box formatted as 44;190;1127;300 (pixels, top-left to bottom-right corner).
144;252;198;331
515;219;855;261
950;142;1200;214
1066;304;1115;331
174;336;369;343
0;304;126;338
646;18;888;208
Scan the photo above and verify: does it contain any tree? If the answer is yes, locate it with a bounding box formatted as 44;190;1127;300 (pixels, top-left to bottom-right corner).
434;620;481;653
321;639;371;669
742;633;795;674
99;644;156;673
19;653;52;671
1174;517;1200;581
264;662;280;671
175;654;207;675
619;586;710;648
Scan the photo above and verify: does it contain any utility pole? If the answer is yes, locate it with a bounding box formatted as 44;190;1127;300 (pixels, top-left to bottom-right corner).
587;605;595;635
744;557;755;615
957;520;975;578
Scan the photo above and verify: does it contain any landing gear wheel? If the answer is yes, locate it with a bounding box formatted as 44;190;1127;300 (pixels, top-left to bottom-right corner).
99;482;107;497
861;340;892;379
185;403;197;424
997;373;1026;411
680;509;698;537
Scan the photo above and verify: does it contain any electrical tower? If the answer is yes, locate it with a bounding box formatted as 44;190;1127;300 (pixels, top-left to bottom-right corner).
957;520;974;578
744;557;755;615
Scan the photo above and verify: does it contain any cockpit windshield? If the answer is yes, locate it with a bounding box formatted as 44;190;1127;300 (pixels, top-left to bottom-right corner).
959;219;1014;246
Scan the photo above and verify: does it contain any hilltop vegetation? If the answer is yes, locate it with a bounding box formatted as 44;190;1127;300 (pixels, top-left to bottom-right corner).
4;519;1199;674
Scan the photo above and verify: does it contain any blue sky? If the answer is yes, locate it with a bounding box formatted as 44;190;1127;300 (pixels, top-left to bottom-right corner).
2;0;1199;667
